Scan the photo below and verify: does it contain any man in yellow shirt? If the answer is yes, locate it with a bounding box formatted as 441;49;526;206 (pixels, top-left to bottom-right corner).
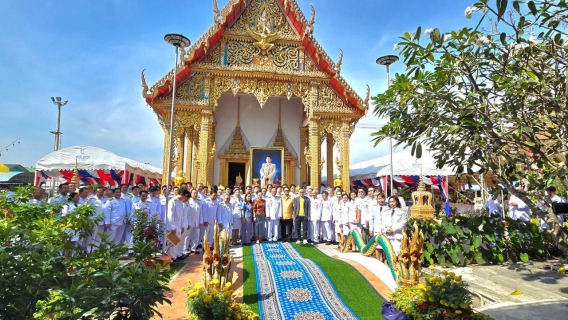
280;187;294;242
293;187;311;244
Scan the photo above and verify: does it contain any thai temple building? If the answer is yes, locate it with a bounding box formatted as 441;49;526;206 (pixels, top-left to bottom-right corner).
142;0;369;190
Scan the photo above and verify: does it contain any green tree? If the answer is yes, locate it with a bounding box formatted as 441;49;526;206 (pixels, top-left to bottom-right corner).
372;0;568;252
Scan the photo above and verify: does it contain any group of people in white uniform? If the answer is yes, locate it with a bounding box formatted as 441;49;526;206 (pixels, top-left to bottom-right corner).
41;182;166;254
5;178;564;261
163;182;411;259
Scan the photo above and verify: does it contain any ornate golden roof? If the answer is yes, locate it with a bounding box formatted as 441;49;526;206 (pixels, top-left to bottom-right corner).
144;0;367;114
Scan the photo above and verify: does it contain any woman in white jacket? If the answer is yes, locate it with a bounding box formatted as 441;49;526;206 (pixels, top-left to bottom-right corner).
380;196;408;255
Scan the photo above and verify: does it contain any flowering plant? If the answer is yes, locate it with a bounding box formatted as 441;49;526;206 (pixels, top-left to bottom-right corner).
390;271;493;320
130;209;164;252
185;279;259;320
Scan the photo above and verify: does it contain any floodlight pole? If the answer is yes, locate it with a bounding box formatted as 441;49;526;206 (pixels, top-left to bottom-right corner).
163;33;191;254
376;55;399;196
50;97;68;151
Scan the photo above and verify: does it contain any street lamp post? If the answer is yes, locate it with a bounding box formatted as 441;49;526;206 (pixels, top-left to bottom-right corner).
163;33;191;254
50;97;68;151
376;55;399;196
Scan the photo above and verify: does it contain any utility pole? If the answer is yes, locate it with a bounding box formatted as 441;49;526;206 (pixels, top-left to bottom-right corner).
50;97;68;151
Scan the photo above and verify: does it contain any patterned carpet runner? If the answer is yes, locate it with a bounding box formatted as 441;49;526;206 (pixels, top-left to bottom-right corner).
252;242;358;320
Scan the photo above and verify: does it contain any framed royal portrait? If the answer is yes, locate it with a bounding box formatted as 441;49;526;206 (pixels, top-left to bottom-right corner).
250;147;285;188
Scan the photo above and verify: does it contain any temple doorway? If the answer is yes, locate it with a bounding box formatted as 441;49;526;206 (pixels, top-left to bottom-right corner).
227;162;246;189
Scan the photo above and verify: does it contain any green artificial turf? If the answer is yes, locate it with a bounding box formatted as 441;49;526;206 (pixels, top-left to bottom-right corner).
292;244;385;320
242;245;260;314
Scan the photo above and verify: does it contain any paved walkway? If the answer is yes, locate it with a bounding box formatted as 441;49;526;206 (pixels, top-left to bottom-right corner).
425;260;568;320
152;246;243;320
315;244;568;320
252;242;357;320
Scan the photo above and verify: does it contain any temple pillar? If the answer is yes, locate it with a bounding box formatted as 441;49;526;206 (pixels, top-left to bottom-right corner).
326;133;334;186
289;159;296;186
299;126;308;186
176;135;185;177
185;127;193;182
162;127;170;185
340;118;351;192
191;124;200;186
308;116;320;188
207;122;216;187
198;110;213;186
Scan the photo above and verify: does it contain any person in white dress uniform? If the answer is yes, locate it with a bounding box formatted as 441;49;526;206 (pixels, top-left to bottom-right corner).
78;187;90;205
353;189;369;233
62;192;82;245
28;187;46;205
125;190;154;249
131;186;141;203
540;186;567;229
217;194;233;233
338;194;352;239
308;189;322;243
167;189;190;259
370;194;389;236
85;187;107;251
508;191;531;223
186;189;205;253
381;196;409;255
265;189;281;242
230;189;244;245
103;188;128;245
392;189;407;208
320;191;335;245
202;191;220;249
48;182;70;205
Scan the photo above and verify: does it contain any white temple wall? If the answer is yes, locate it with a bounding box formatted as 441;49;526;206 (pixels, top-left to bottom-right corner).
213;93;302;186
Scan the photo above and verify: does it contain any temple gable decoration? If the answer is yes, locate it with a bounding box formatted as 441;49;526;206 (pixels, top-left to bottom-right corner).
144;0;366;190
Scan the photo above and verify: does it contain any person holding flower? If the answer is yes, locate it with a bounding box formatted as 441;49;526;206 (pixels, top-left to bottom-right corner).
240;193;254;245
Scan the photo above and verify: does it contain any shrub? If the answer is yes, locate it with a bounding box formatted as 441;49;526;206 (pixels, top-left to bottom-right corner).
0;186;171;320
416;213;556;268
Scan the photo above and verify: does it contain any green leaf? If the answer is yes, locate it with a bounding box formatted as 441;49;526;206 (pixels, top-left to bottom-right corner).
473;235;482;248
474;252;487;264
500;32;507;45
520;252;529;263
528;1;537;15
512;1;520;12
497;0;509;21
444;223;457;234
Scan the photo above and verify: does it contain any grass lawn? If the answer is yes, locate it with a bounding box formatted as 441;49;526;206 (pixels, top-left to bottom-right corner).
168;261;186;277
242;245;259;314
241;244;385;319
292;244;385;320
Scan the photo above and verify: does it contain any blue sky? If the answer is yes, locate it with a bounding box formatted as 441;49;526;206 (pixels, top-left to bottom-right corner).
0;0;477;168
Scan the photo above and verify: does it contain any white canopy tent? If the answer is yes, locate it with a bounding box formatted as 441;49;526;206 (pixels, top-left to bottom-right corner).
35;146;162;187
375;149;451;177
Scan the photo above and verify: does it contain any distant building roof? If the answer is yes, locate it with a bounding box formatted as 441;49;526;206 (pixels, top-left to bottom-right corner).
0;164;35;184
